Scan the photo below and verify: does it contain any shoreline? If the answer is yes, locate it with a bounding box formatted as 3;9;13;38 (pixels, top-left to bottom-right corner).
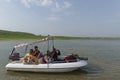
0;37;120;41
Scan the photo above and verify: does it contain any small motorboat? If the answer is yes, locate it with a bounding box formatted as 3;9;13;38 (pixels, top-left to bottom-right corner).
6;36;88;72
6;57;87;72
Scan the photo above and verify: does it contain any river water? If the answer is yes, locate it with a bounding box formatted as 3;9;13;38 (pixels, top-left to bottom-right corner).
0;40;120;80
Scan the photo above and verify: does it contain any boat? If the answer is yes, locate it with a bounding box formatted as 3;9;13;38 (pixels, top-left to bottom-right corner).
6;36;88;72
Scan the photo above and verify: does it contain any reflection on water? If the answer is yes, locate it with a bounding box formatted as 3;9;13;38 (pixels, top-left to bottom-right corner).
6;68;88;80
0;40;120;80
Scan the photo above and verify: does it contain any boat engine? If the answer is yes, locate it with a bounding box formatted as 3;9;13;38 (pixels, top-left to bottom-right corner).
9;53;20;61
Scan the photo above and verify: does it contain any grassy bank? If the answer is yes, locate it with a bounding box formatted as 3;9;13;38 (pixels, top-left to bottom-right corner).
0;30;43;40
0;30;120;40
0;30;83;40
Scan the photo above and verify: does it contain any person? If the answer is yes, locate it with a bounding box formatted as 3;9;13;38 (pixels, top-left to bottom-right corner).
39;50;52;64
33;46;42;58
51;47;61;61
23;49;38;64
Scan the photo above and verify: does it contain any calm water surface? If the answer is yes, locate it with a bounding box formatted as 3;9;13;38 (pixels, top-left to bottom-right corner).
0;40;120;80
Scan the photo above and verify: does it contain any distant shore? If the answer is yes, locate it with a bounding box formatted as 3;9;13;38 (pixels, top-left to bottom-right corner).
0;30;120;40
1;36;120;40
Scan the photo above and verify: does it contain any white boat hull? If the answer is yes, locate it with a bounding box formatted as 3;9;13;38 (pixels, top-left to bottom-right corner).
6;60;87;72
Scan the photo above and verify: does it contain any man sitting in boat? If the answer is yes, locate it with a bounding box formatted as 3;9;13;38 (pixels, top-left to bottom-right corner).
23;49;38;64
51;47;61;61
33;46;42;59
39;50;52;64
64;54;79;62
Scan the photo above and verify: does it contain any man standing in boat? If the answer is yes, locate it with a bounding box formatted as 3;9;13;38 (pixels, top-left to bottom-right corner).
51;47;61;61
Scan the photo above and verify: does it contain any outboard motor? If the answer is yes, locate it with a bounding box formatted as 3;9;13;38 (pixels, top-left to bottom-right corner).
9;52;20;61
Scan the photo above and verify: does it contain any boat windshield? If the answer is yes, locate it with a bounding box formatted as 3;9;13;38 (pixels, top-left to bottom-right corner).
9;36;54;60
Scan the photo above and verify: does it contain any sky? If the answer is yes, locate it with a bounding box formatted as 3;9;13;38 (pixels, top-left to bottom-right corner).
0;0;120;37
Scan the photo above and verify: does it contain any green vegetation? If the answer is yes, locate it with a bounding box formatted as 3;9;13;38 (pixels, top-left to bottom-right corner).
54;36;82;40
0;30;120;40
0;30;45;40
54;36;120;40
